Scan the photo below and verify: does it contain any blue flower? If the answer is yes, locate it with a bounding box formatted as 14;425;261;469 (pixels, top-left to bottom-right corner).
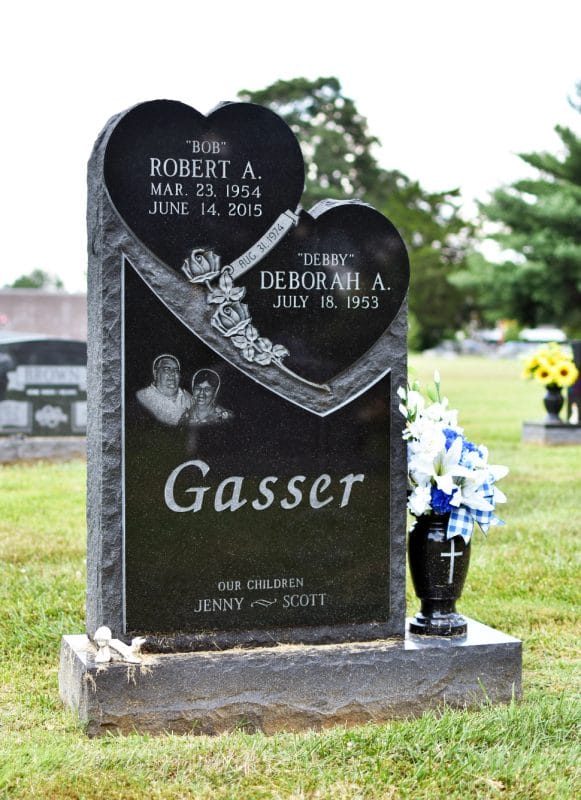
431;487;457;514
460;437;483;467
443;428;461;450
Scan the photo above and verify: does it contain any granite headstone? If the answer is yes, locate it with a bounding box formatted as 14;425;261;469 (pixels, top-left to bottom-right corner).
86;99;409;648
59;99;522;736
0;335;86;436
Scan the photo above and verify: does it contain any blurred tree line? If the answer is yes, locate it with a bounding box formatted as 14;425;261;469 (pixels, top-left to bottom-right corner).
455;83;581;337
9;80;579;348
240;77;473;350
6;269;63;290
240;77;581;346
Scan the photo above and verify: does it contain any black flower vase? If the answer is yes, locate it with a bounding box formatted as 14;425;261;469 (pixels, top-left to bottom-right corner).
408;513;471;636
543;385;564;424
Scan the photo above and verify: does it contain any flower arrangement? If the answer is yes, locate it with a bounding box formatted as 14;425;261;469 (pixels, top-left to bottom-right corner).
522;342;579;389
398;372;508;544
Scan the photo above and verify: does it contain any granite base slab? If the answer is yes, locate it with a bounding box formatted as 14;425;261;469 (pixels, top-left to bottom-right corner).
522;421;581;446
59;619;521;737
0;436;86;463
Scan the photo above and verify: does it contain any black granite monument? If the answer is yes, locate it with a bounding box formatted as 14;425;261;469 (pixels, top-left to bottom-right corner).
59;100;521;735
86;100;409;647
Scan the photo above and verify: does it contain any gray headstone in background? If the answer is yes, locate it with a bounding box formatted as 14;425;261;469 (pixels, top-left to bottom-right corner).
567;340;581;421
0;335;86;436
86;99;409;648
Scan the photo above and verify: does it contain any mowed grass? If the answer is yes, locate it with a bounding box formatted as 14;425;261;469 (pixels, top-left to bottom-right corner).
0;356;579;799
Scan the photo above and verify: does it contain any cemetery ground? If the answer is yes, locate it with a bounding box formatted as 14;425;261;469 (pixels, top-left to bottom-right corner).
0;356;578;800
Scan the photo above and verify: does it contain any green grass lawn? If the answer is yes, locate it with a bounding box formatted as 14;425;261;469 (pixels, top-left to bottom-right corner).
0;356;579;799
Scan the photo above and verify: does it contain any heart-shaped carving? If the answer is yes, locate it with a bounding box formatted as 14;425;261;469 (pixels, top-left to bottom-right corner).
240;201;410;384
100;100;408;415
104;100;305;268
118;199;409;416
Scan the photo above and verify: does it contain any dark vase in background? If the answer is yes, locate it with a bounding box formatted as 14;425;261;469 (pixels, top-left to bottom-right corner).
408;513;471;636
543;385;564;424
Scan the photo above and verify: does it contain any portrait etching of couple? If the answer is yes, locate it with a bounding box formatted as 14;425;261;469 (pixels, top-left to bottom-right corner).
136;355;232;428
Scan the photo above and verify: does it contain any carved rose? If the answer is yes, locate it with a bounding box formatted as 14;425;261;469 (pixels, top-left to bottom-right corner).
181;248;329;393
211;302;251;337
182;248;221;283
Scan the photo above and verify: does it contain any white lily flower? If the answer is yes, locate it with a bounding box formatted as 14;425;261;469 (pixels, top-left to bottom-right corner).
450;483;495;512
492;485;507;504
485;464;509;505
489;464;509;481
432;436;472;495
460;466;490;490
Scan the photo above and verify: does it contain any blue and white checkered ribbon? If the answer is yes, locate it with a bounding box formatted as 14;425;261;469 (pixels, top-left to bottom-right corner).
447;481;504;543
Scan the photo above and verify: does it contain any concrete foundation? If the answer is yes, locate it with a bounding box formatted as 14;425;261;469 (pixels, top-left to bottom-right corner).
59;619;522;737
522;421;581;446
0;436;86;463
0;435;87;464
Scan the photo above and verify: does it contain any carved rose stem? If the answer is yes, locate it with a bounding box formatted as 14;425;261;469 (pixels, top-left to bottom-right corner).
272;357;331;392
194;267;331;394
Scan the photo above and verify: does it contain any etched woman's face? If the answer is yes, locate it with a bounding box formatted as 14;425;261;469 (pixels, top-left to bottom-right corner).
193;380;215;408
155;358;180;397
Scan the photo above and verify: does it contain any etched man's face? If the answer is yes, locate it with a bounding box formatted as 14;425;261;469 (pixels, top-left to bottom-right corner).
193;380;215;408
154;358;180;397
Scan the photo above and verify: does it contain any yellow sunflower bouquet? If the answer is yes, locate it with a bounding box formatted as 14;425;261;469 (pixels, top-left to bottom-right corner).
522;342;579;389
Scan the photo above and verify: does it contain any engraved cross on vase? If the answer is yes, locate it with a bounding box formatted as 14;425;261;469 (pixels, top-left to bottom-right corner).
441;539;464;584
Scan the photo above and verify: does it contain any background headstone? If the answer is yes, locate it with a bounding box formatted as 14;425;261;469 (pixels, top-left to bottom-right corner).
567;340;581;422
0;335;86;436
87;99;409;648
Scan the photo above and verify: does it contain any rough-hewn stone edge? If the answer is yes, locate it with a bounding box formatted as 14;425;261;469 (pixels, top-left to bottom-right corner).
387;301;408;635
59;619;522;737
522;421;581;446
138;621;401;653
0;437;86;463
86;111;127;638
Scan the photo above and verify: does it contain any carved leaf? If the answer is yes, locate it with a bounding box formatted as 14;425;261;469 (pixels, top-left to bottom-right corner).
255;351;272;366
272;344;289;359
246;325;259;342
258;337;273;352
231;335;248;349
243;345;256;362
208;290;227;304
229;286;246;301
